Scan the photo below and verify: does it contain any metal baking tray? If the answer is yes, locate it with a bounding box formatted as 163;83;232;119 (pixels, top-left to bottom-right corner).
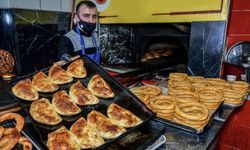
105;120;165;150
145;135;166;150
153;102;223;134
128;82;223;134
9;55;154;149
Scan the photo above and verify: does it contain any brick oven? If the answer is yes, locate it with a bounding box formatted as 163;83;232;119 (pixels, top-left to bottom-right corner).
100;23;190;73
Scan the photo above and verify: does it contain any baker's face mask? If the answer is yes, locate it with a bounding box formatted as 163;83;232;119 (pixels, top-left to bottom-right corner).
78;18;96;35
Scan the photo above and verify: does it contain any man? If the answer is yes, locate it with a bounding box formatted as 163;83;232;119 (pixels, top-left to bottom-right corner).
58;0;100;64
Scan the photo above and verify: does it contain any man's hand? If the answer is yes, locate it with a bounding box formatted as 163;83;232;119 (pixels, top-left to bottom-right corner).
61;54;72;62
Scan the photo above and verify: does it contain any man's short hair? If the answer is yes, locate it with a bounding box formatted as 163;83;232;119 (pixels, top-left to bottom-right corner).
76;1;97;15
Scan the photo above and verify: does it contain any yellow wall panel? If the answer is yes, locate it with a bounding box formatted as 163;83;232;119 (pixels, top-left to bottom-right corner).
99;0;229;24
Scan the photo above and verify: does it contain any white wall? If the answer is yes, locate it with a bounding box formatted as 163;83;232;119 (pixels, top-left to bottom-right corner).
61;0;72;12
0;0;73;12
0;0;11;8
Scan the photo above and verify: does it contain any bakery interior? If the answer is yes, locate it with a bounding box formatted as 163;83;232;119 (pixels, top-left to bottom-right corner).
1;0;250;149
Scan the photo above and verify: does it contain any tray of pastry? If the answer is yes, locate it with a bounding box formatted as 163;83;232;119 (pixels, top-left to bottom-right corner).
129;83;223;134
9;55;154;149
152;102;223;134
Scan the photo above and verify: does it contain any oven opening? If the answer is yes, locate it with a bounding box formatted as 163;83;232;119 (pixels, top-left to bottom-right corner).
140;36;188;63
101;23;190;74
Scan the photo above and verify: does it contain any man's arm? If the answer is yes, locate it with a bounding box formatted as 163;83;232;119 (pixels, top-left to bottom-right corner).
58;36;74;61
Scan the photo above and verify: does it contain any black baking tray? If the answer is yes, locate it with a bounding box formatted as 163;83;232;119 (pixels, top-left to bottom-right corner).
9;55;154;149
153;102;223;134
105;120;165;150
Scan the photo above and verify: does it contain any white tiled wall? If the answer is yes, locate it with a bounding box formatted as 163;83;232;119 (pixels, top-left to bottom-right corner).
0;0;72;12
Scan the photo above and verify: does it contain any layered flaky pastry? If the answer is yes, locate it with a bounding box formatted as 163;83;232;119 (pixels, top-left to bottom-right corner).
69;81;99;106
70;117;104;149
32;72;59;92
47;126;80;150
29;98;62;125
67;59;87;78
48;64;73;84
12;79;39;101
87;74;114;98
52;90;81;116
107;103;142;128
87;110;126;139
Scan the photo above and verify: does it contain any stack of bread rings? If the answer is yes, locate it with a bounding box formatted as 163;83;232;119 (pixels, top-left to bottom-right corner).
230;81;249;96
0;113;32;150
187;76;205;82
190;81;209;92
173;102;209;130
131;91;150;108
174;91;200;104
206;78;231;91
131;85;162;108
150;95;177;120
199;89;224;110
222;88;245;105
206;78;226;85
168;73;249;107
186;76;207;92
168;81;195;96
220;81;249;105
168;73;188;86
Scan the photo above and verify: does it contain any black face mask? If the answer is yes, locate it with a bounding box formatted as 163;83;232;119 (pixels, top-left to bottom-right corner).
78;20;96;35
